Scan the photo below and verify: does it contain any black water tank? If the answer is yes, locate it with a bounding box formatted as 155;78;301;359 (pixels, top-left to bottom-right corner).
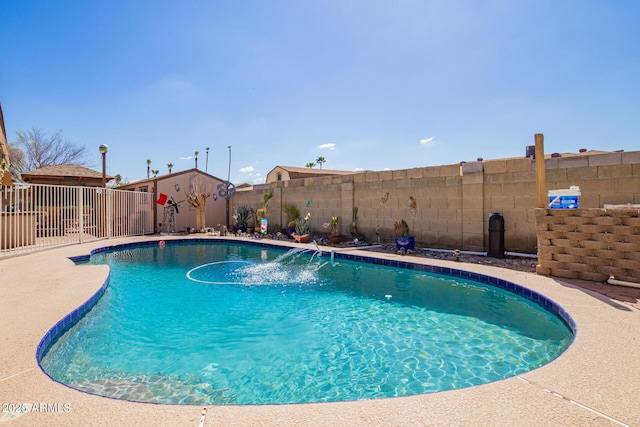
488;213;505;259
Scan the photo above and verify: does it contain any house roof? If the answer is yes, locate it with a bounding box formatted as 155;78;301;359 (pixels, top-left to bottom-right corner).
117;168;225;189
269;166;365;180
21;164;113;180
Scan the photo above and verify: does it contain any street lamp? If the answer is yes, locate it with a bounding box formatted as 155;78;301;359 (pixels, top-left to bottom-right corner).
99;144;109;187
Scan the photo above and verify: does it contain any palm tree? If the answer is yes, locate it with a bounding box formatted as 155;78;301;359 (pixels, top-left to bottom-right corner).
316;157;326;169
194;151;199;169
305;162;315;168
205;147;210;173
152;169;159;177
167;163;174;174
114;174;122;186
146;159;151;178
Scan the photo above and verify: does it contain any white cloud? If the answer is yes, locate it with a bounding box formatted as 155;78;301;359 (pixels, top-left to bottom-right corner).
353;167;365;171
240;166;255;173
318;143;336;150
420;136;435;145
179;156;193;160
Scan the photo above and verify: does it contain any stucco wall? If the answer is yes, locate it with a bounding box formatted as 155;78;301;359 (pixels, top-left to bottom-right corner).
231;151;640;253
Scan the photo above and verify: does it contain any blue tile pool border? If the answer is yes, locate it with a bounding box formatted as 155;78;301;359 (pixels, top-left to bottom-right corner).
36;272;110;365
38;237;576;370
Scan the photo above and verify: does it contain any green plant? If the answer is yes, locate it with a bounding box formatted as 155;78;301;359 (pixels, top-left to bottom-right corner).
394;219;410;237
256;207;267;221
247;208;256;227
350;206;359;233
330;216;339;235
295;213;311;235
262;191;274;206
233;205;251;228
282;202;300;224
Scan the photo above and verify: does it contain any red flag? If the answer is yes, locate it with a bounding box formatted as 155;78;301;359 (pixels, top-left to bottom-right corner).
157;193;168;205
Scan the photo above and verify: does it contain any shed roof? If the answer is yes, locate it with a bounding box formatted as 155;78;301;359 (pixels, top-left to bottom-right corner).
21;164;112;180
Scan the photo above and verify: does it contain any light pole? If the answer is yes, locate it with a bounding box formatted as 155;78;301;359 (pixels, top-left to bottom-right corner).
99;144;109;187
99;144;109;239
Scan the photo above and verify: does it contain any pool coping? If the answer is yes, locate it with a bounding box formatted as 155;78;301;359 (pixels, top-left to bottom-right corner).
1;235;639;426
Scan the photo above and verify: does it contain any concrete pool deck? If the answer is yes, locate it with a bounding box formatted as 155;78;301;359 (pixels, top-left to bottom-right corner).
1;236;639;426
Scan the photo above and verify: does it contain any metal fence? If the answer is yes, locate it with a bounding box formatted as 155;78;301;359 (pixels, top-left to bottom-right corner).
1;183;154;258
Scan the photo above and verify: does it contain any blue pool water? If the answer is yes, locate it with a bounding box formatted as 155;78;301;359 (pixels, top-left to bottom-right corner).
40;241;573;405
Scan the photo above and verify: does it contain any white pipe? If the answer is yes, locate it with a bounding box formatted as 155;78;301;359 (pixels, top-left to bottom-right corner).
423;247;487;257
332;244;384;252
505;251;538;259
608;276;640;289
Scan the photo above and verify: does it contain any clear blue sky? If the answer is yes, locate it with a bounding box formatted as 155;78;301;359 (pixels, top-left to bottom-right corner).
2;1;639;185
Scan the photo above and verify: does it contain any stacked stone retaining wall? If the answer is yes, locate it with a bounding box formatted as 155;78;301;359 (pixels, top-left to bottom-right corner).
536;208;640;282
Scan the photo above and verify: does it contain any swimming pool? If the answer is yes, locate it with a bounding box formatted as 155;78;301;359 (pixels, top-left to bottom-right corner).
38;240;574;405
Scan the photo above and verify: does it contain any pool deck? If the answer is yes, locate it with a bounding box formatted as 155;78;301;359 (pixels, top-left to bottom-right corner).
1;235;639;426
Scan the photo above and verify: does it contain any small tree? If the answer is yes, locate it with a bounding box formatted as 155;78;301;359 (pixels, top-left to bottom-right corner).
316;156;326;169
305;162;315;168
12;127;89;175
194;151;199;169
152;169;159;177
146;159;151;178
185;180;211;231
167;163;174;174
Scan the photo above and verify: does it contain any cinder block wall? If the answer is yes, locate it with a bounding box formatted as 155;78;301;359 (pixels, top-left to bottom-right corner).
536;208;640;281
231;151;640;254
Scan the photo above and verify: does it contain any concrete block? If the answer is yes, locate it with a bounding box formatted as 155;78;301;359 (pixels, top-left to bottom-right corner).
430;197;449;209
545;169;568;181
365;171;382;182
462;208;483;222
549;268;579;279
578;271;609;282
558;156;589;169
461;172;483;184
588;152;622;167
439;164;461;177
381;180;397;190
484;160;507;174
392;169;407;180
567;167;598;181
406;167;423;179
490;195;515;209
462;235;484;251
395;178;411;189
427;176;447;187
597;165;633;179
422;166;441;177
462;182;484;195
462;197;484;211
485;173;512;184
353;173;367;183
429;219;449;232
512;170;536;182
543;158;560;170
461;161;483;174
505;157;532;172
445;176;462;186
